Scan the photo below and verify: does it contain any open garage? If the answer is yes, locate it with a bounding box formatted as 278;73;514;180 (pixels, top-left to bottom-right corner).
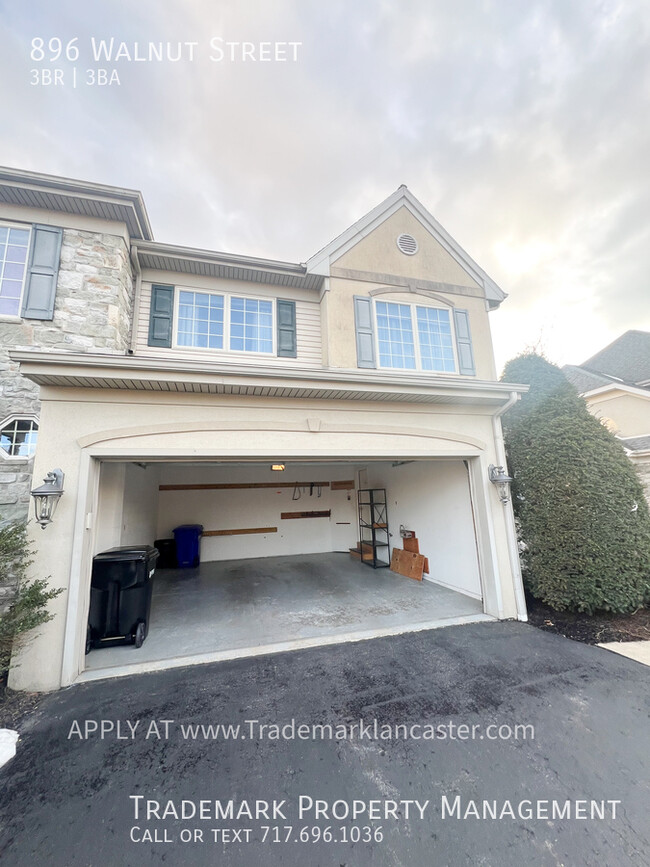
83;457;490;679
7;355;526;692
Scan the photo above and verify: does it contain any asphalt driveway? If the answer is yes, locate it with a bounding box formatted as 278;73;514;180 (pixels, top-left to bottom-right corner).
1;621;649;866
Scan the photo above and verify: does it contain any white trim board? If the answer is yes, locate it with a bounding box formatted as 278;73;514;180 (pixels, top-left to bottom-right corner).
306;186;506;305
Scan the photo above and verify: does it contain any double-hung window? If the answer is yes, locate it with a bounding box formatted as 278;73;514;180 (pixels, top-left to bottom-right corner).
374;300;457;373
175;290;274;354
0;224;31;317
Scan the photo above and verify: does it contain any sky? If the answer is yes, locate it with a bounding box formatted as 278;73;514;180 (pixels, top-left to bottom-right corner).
1;0;649;373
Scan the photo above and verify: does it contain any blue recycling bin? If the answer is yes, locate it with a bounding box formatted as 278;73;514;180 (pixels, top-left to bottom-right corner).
173;524;203;568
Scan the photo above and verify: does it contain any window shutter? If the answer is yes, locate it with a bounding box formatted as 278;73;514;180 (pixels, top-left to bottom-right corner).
354;296;376;369
453;308;476;376
21;225;63;320
276;299;297;358
148;284;175;347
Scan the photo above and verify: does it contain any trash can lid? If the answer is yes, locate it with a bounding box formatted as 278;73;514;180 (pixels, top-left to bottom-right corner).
173;524;204;532
93;546;159;561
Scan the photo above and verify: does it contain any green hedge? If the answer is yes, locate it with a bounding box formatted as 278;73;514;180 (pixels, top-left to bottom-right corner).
0;520;63;687
502;353;650;613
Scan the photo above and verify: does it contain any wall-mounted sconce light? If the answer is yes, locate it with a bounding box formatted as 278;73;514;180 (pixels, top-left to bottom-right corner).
271;464;286;471
488;464;513;505
31;468;65;529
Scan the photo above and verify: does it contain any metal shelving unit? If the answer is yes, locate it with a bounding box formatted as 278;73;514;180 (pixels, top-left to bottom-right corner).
357;488;390;568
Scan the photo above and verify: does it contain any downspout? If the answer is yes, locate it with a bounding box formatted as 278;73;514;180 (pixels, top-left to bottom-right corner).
492;391;528;621
129;245;141;355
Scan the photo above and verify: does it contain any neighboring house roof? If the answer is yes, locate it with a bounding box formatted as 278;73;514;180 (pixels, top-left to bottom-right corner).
562;364;616;394
580;330;650;386
305;185;507;308
0;166;153;241
618;435;650;454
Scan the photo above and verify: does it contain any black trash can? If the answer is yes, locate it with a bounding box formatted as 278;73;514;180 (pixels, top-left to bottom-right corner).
87;545;159;653
154;538;177;569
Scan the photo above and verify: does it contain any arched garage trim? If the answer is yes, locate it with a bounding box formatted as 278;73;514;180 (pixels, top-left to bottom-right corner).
77;420;487;452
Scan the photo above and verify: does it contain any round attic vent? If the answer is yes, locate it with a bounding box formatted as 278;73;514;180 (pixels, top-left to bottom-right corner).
396;233;418;255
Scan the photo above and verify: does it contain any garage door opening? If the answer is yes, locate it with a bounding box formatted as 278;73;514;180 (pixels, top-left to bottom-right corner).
80;458;491;681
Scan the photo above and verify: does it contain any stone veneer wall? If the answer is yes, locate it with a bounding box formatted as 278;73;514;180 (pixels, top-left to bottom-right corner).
0;227;133;524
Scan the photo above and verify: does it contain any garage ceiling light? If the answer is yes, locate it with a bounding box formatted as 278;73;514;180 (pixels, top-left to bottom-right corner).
271;464;286;471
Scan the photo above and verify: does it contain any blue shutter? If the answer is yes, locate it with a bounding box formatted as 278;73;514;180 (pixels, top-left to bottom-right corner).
21;225;63;320
354;296;376;369
453;308;476;376
276;299;297;357
148;284;175;347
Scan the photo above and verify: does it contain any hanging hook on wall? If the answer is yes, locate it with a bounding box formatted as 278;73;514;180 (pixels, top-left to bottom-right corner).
292;485;301;500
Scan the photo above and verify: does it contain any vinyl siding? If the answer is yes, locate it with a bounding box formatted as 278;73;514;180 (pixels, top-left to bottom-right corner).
136;279;323;368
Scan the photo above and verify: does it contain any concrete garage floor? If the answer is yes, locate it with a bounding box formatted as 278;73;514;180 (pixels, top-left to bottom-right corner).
83;552;488;680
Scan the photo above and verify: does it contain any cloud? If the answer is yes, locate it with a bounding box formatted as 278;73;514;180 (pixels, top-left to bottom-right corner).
1;0;649;369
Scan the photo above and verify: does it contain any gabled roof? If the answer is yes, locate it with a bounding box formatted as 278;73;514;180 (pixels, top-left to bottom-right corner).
562;364;618;394
305;185;507;307
0;166;153;241
580;330;650;386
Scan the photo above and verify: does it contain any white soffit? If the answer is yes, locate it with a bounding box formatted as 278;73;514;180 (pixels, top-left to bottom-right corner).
0;166;152;241
10;351;527;408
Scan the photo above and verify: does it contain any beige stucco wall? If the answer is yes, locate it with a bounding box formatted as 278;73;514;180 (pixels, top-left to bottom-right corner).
334;206;481;287
9;385;522;691
320;208;497;378
586;391;650;438
324;280;496;378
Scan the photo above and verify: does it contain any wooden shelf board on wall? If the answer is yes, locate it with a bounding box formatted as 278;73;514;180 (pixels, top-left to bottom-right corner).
280;510;331;520
203;527;278;537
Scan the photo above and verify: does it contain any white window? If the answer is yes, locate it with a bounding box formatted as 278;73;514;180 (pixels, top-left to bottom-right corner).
229;296;273;353
0;224;31;317
375;300;457;373
0;416;38;459
177;291;224;349
174;290;274;355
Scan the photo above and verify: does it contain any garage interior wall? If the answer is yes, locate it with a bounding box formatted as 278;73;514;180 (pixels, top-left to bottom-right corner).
156;463;360;561
367;460;482;599
94;462;160;554
92;459;482;600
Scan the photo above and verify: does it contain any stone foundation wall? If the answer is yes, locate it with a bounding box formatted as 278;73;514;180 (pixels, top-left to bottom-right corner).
0;227;133;524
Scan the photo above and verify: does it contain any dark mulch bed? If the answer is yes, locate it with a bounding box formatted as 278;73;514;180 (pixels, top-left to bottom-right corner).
0;688;43;730
526;595;650;645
